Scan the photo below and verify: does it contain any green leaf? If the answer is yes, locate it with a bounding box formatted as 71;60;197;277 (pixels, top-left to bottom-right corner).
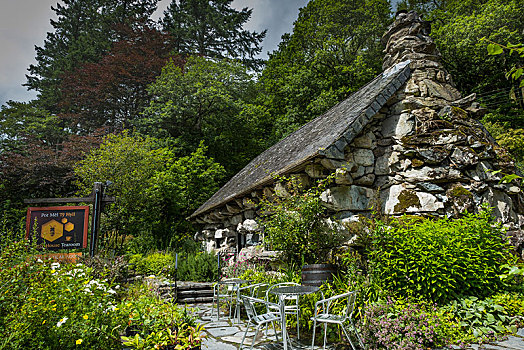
487;43;504;55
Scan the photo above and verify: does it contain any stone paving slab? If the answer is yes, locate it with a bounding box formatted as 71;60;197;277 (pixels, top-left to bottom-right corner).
190;303;524;350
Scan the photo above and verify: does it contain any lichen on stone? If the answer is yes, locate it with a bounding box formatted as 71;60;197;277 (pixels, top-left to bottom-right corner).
411;158;424;168
394;189;421;212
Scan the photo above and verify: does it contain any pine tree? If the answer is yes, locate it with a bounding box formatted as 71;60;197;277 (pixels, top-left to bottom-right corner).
162;0;266;69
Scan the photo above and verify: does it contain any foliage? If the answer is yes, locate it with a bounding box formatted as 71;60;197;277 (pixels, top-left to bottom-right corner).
485;38;524;88
259;176;348;267
25;0;159;112
369;209;516;304
148;142;225;247
359;298;446;350
60;21;178;134
79;254;129;284
442;296;519;341
260;0;390;139
161;0;266;69
128;250;218;282
422;0;524;100
118;282;204;349
74;131;224;251
0;240;122;349
141;55;271;175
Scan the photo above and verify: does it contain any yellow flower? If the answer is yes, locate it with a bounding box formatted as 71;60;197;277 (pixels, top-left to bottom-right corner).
76;339;83;345
42;320;46;325
83;314;88;320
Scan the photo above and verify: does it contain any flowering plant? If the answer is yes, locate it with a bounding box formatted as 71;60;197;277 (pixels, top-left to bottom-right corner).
0;240;122;349
359;297;446;350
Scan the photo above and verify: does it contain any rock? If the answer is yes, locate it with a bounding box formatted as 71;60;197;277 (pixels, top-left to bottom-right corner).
215;229;227;239
274;182;290;197
421;79;461;101
381;113;414;138
226;215;243;226
353;148;375;167
385;184;444;214
450;147;479;168
509;186;521;194
482;188;516;223
242;219;259;232
205;241;216;252
402;166;462;183
416;182;444;193
335;168;353;185
305;164;327;178
417;148;449;164
350;165;366;178
320;158;346;169
447;185;475;215
353;131;376;149
354;174;375;186
242;197;256;209
375;150;401;175
321;186;375;211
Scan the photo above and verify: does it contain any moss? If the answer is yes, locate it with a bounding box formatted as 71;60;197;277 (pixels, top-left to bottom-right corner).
448;185;472;198
394;189;421;212
451;106;468;119
411;158;424;168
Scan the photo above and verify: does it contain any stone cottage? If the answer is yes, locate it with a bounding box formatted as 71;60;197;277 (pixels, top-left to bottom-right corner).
190;11;524;254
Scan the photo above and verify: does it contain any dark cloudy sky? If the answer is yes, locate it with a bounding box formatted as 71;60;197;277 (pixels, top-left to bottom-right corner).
0;0;309;107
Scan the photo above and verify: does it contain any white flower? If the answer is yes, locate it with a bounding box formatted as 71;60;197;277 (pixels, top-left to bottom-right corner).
37;259;43;263
107;289;116;294
51;262;60;270
56;317;68;327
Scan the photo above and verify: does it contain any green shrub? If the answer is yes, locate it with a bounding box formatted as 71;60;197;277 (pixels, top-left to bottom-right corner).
369;209;516;304
129;250;218;282
129;252;175;276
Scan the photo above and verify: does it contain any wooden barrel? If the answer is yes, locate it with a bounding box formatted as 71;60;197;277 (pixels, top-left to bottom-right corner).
301;264;337;286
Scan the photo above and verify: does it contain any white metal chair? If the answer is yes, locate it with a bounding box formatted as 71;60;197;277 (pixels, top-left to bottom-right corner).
240;296;281;350
233;282;268;323
211;280;236;318
310;291;364;350
266;282;301;339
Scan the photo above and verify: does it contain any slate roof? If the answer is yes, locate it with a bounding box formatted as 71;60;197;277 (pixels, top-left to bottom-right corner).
190;60;412;219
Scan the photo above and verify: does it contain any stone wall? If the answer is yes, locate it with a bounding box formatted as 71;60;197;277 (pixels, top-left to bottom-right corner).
193;11;524;254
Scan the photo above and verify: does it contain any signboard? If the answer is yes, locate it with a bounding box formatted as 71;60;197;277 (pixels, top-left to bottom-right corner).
26;206;89;250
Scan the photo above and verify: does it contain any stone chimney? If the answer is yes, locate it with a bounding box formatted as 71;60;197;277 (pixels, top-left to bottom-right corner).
377;11;524;237
381;11;461;110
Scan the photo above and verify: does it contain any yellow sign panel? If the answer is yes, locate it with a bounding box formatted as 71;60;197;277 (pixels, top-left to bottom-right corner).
41;219;64;242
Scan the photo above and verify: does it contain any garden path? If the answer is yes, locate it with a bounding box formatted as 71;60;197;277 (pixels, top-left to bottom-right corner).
188;303;524;350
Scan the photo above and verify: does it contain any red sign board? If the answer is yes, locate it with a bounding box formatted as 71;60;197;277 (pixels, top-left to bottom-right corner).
26;206;89;250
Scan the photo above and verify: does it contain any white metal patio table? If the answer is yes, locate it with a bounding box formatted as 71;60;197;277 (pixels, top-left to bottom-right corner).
271;285;320;350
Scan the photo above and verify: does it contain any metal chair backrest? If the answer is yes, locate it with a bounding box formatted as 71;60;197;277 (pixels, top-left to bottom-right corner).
323;291;357;322
251;282;270;299
241;295;264;322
